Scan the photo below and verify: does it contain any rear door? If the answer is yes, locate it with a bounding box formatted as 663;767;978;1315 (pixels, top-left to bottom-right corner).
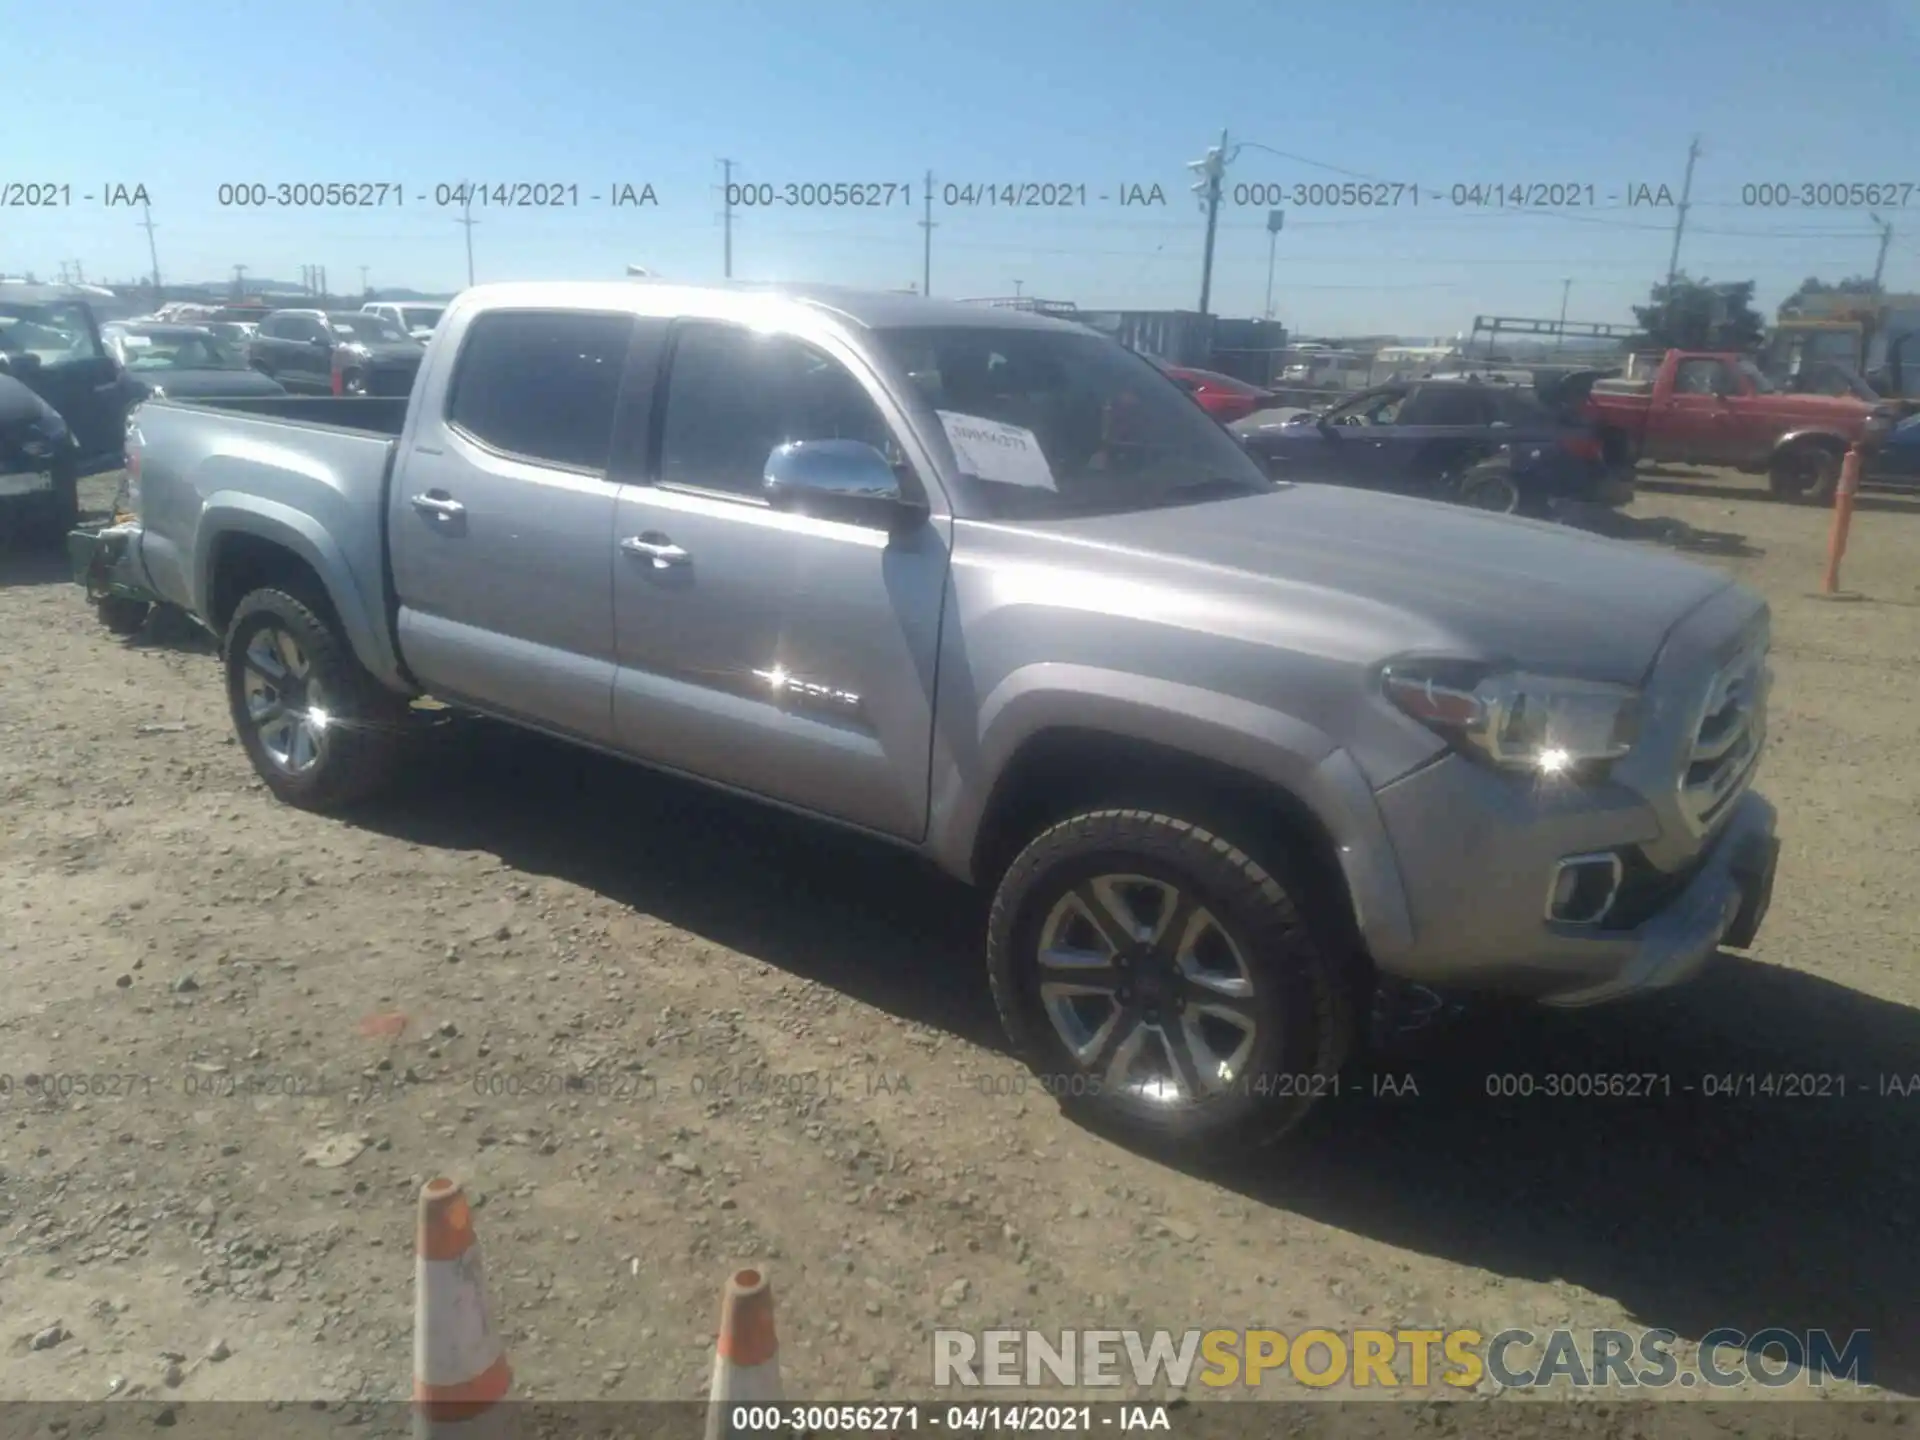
388;306;635;743
607;319;949;840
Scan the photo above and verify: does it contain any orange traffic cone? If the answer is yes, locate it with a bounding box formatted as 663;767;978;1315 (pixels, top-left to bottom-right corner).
414;1177;514;1440
705;1268;783;1439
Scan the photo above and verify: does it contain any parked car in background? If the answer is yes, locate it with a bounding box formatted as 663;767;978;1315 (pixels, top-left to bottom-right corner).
0;285;141;481
246;310;424;395
204;320;260;345
362;301;447;343
1148;357;1276;424
0;370;84;545
103;323;289;402
1867;410;1920;487
1585;349;1894;504
1234;374;1617;515
83;280;1780;1154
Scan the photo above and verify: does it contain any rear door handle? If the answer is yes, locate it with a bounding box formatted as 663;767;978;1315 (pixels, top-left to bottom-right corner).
621;533;690;568
410;492;465;519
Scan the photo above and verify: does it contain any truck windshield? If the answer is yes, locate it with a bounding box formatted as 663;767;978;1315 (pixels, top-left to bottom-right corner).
873;326;1276;519
114;329;247;371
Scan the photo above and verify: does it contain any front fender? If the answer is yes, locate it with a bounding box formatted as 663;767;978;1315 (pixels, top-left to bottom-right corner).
927;663;1416;962
195;493;404;687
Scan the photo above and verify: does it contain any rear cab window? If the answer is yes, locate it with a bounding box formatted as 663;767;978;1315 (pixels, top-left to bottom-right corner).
444;309;634;473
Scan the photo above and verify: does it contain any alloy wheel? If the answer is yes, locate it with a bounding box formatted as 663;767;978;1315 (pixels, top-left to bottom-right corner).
1035;873;1259;1106
241;624;333;775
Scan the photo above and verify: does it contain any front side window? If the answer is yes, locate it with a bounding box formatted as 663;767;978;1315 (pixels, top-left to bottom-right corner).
1673;359;1728;395
658;324;899;498
446;309;632;472
871;325;1273;519
1396;385;1493;426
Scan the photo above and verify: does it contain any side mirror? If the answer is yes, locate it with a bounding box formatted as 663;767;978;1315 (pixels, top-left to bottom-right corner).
763;439;923;528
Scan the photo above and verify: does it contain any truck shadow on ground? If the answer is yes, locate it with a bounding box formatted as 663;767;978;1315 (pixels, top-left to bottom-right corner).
355;720;1919;1397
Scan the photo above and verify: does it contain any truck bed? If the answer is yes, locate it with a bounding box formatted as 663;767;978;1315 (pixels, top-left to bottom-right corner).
155;394;411;436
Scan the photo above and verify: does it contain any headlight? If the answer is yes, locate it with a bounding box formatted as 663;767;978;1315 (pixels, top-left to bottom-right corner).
1382;658;1641;774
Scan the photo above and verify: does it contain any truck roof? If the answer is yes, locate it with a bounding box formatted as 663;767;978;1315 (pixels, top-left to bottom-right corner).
456;279;1078;334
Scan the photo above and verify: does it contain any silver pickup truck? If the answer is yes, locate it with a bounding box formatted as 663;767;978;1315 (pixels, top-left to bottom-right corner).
88;280;1780;1153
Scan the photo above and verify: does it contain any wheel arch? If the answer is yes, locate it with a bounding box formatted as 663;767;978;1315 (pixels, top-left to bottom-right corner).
196;499;404;688
938;667;1415;965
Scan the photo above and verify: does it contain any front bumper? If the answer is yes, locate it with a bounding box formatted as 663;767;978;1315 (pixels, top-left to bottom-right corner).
1370;748;1779;1006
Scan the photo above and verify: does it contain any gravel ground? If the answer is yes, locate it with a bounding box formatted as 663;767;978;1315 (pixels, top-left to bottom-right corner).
1;469;1916;1413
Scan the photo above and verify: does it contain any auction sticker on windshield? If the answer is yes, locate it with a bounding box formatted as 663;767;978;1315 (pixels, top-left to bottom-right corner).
937;410;1057;491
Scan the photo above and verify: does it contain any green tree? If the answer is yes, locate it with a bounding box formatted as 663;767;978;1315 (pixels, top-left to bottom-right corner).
1628;274;1766;353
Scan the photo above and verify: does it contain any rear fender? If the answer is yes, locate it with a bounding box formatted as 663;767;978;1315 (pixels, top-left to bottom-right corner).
195;494;404;687
1770;427;1851;459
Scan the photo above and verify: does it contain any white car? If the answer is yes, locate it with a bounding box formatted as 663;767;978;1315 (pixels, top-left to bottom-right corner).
361;302;446;343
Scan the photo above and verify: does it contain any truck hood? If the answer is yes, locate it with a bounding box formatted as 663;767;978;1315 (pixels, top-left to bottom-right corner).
1036;483;1730;685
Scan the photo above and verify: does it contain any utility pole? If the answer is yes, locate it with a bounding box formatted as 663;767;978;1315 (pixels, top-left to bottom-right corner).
1188;128;1232;318
1263;209;1284;319
1871;213;1893;292
456;186;478;287
720;159;736;279
232;264;248;300
319;266;328;302
139;201;161;298
920;170;936;297
1664;136;1701;303
1555;278;1572;351
71;260;85;285
360;264;371;298
1013;279;1023;297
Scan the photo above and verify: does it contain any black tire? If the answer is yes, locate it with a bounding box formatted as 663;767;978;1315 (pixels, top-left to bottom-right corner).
987;809;1357;1154
1457;464;1523;515
223;587;407;811
94;596;151;635
1768;442;1841;505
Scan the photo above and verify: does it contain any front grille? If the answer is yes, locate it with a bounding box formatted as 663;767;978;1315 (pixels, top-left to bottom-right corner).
1679;621;1769;835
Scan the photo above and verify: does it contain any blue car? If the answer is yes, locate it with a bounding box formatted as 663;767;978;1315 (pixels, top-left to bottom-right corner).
1868;411;1920;487
1234;373;1621;516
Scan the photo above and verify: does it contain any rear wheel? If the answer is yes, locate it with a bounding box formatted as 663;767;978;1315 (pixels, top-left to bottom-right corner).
223;587;408;811
1768;442;1841;504
987;809;1356;1153
1458;464;1523;515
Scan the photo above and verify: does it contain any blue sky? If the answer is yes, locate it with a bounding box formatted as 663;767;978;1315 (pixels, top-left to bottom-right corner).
10;0;1920;335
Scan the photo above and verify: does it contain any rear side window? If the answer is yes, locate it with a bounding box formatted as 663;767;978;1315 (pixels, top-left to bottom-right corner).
1398;385;1494;426
446;310;633;472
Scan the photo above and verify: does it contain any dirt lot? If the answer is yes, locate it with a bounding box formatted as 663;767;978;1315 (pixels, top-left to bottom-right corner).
1;470;1916;1409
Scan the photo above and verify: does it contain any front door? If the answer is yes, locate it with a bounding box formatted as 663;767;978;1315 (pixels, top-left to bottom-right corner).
387;307;636;744
3;299;126;471
1661;357;1737;464
609;320;949;841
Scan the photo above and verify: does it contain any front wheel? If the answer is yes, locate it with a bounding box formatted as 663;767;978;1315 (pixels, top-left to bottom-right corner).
224;587;408;811
986;809;1356;1153
1457;465;1523;515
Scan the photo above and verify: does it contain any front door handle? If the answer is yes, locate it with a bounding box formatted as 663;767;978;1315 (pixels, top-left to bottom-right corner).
410;492;465;519
621;533;690;568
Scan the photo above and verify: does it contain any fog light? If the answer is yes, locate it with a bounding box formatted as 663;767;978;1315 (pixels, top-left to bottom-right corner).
1547;852;1623;925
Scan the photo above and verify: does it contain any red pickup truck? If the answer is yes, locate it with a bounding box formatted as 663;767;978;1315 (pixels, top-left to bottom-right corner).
1587;349;1886;503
